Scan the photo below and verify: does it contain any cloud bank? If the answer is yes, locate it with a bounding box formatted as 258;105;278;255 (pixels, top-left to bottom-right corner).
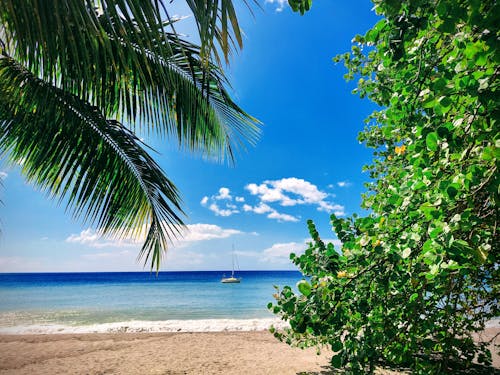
201;177;345;222
66;223;243;249
246;177;344;215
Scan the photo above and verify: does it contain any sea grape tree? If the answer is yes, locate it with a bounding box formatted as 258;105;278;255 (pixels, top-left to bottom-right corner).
271;0;499;373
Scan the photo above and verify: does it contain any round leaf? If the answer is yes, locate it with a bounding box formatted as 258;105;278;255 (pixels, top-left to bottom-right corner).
297;280;312;296
426;132;439;151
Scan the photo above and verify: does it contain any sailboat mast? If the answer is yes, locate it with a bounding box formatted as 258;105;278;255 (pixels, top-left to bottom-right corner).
231;244;235;278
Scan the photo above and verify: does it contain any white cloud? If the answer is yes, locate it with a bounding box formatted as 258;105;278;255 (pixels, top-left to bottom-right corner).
246;178;326;206
243;202;298;222
318;201;345;215
246;182;292;205
202;177;345;222
245;177;344;215
337;181;352;188
200;187;238;216
66;229;140;248
265;0;288;12
234;250;261;258
262;242;305;264
267;211;299;222
67;223;243;249
179;223;242;243
243;202;272;214
215;187;232;200
0;171;8;179
208;202;239;217
270;178;327;204
228;242;305;264
258;238;342;264
67;229;101;244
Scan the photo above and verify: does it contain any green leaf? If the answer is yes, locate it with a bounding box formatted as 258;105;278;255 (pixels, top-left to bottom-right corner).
422;96;438;109
297;280;312;296
429;226;443;239
331;340;343;352
288;0;313;15
481;146;495;161
426;132;439;151
419;203;438;220
413;181;427;190
446;183;460;199
384;0;402;15
331;354;343;368
439;97;452;108
438;18;456;34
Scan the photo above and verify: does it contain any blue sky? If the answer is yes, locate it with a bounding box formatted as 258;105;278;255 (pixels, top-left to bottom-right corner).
0;0;379;272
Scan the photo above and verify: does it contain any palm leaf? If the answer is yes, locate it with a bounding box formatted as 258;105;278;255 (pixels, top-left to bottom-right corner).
0;1;261;269
0;56;183;269
177;0;259;64
0;0;260;162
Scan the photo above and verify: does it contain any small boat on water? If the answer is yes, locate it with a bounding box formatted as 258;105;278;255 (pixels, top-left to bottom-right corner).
221;245;241;283
220;274;241;283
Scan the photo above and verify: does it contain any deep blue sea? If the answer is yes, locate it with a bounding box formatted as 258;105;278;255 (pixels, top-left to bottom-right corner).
0;271;303;333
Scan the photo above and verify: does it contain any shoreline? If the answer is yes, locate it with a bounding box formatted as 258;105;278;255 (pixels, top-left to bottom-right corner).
0;318;497;374
1;317;498;335
0;317;288;335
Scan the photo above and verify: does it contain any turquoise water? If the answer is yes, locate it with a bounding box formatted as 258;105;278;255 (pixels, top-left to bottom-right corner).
0;271;302;329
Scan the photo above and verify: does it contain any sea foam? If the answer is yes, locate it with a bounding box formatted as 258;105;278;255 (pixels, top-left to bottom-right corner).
0;318;290;335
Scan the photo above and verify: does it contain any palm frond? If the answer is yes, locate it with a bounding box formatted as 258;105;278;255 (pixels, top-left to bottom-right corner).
0;1;261;269
0;0;261;163
177;0;258;64
0;56;184;269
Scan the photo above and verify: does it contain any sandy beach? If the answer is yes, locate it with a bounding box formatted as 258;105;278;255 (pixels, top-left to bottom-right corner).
0;331;334;375
0;327;498;375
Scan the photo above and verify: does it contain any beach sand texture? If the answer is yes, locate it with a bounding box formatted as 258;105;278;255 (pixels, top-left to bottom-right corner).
0;329;498;374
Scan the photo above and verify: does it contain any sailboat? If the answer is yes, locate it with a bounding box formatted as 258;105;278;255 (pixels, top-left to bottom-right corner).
221;245;241;283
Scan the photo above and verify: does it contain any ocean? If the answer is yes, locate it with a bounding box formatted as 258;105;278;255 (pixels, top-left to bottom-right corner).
0;271;303;334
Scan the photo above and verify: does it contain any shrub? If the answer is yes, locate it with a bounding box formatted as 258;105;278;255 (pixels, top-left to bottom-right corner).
271;1;499;373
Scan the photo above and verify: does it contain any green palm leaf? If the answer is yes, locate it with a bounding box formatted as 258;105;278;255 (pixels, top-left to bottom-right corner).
0;56;182;269
0;1;260;269
0;1;260;160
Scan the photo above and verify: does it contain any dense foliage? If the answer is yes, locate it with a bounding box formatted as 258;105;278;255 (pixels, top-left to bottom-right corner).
0;1;259;269
272;0;499;373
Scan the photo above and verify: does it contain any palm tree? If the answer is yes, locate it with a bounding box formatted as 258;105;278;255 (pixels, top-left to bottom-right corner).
0;0;260;270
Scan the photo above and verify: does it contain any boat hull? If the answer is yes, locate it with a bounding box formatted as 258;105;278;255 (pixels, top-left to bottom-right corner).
221;277;241;283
